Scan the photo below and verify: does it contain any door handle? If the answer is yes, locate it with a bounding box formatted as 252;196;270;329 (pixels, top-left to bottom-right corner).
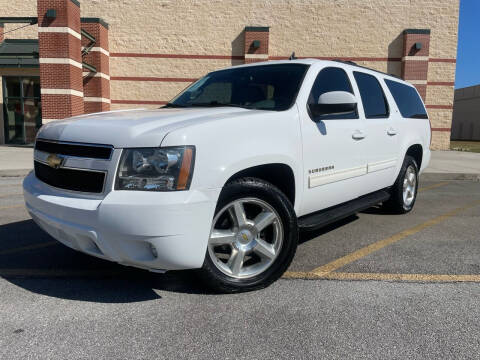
352;130;366;140
387;127;397;136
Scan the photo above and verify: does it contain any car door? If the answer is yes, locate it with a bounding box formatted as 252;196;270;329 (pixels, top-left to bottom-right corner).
352;71;400;190
299;66;369;216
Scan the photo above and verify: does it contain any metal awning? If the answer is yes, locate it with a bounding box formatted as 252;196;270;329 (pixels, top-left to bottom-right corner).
0;39;39;68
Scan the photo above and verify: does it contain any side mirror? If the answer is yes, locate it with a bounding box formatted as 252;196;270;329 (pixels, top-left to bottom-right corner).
308;91;357;120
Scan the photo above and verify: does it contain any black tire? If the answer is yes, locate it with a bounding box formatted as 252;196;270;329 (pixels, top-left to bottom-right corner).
200;177;298;293
384;155;419;214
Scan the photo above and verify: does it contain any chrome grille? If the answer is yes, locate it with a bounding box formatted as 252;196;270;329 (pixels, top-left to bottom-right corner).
34;161;106;193
35;139;113;160
34;139;113;194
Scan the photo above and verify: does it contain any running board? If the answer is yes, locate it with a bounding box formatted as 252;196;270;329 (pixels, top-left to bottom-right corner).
298;189;391;231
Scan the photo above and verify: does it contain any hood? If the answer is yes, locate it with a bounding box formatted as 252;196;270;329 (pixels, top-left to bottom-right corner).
37;107;254;148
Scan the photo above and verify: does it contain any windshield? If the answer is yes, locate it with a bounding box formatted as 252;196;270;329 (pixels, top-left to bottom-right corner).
167;63;309;111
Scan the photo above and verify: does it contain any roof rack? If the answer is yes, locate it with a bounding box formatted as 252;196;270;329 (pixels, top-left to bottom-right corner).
332;59;402;80
333;60;357;66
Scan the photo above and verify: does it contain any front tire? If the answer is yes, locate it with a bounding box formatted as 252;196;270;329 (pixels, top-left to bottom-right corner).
201;177;298;293
384;155;419;214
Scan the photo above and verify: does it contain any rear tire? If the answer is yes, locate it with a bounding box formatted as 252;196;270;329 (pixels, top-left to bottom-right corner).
200;177;298;293
384;155;419;214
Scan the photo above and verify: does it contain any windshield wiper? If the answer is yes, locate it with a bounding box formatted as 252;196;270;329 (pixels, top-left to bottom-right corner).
189;101;252;109
164;101;254;109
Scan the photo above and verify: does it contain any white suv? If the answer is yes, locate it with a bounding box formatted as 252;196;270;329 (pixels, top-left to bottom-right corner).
23;59;431;292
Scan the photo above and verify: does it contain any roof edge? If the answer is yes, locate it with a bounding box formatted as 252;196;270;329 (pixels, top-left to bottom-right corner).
81;17;109;29
403;29;431;35
244;26;269;32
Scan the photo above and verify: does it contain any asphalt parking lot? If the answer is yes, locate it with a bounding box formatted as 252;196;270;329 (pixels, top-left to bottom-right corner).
1;175;479;359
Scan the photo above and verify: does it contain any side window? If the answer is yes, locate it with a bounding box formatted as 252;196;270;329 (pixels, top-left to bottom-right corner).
308;67;357;120
353;72;389;119
384;79;428;119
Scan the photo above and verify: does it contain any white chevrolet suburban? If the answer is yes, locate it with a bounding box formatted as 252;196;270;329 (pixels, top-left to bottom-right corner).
23;59;431;292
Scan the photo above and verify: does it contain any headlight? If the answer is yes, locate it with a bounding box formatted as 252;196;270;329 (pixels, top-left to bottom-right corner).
115;146;195;191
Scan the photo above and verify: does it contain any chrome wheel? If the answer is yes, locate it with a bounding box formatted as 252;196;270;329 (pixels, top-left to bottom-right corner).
402;165;417;207
208;198;284;279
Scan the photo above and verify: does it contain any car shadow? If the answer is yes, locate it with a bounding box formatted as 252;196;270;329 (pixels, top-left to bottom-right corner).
387;32;403;76
299;214;359;244
2;213;363;302
231;31;245;66
360;204;393;215
0;220;217;303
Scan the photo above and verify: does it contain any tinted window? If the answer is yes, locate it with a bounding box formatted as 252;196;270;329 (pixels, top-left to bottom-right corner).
353;72;389;118
308;67;357;120
169;64;309;111
385;79;428;119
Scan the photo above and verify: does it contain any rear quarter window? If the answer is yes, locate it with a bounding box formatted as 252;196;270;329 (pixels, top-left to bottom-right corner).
384;79;428;119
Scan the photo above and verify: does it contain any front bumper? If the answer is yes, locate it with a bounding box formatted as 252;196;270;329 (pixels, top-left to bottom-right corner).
23;172;220;271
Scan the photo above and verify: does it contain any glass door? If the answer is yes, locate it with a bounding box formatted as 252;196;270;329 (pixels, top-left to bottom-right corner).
2;76;42;144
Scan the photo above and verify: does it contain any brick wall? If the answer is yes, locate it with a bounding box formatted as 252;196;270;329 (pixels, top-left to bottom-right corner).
244;27;269;64
0;0;460;149
81;18;110;113
37;0;84;121
401;29;430;102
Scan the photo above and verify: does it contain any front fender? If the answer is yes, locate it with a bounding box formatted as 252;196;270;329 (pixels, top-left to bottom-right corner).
160;108;304;212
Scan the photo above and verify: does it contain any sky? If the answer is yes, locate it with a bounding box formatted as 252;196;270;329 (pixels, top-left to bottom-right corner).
455;0;480;89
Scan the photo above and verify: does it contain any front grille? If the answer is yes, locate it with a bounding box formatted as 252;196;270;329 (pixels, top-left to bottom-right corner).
34;161;106;193
35;139;112;160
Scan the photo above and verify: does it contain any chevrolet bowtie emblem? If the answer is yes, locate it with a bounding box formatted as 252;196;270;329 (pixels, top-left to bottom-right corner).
46;154;64;169
242;234;248;241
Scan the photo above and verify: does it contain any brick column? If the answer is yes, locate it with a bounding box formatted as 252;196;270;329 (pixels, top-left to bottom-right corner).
401;29;430;100
37;0;84;123
81;18;110;113
244;26;269;64
0;23;4;43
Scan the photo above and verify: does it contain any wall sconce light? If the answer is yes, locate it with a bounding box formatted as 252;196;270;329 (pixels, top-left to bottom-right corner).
252;40;261;49
414;42;422;50
46;9;57;19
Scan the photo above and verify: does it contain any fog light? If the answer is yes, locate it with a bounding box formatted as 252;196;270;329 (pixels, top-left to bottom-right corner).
150;243;158;258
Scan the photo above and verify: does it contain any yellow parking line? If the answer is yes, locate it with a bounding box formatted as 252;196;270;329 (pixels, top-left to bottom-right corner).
282;271;480;283
282;271;315;279
0;241;59;256
325;272;480;282
418;181;449;193
282;181;454;281
0;193;22;199
308;199;480;277
0;204;24;210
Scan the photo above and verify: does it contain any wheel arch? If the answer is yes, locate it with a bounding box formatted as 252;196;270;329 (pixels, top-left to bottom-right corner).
224;163;296;207
405;143;423;170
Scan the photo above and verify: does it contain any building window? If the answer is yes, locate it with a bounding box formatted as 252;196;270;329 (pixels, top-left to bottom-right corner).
2;76;42;144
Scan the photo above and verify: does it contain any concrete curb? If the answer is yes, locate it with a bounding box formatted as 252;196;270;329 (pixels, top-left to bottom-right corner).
0;169;31;178
421;172;480;182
